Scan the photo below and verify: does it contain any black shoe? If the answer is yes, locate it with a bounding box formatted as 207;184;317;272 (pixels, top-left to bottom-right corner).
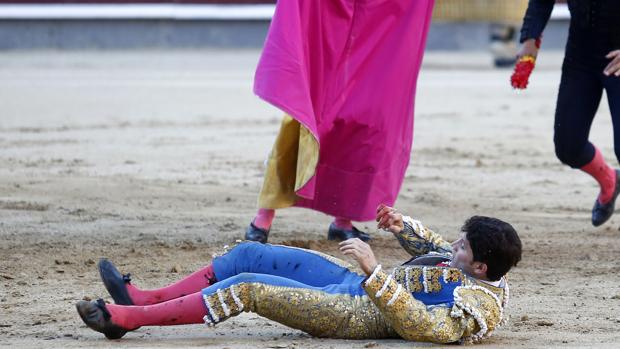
245;222;270;243
592;170;620;227
76;299;129;340
327;223;371;242
98;259;134;305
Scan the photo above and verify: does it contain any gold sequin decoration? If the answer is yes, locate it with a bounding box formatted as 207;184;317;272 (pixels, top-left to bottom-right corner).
249;284;397;339
393;267;424;293
364;269;470;343
208;282;398;339
424;268;444;293
454;287;503;338
443;269;462;283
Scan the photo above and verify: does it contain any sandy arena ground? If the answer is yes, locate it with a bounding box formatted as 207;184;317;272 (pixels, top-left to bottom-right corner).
1;49;619;348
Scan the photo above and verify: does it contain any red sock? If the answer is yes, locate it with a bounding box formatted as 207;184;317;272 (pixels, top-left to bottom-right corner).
333;216;353;230
106;292;206;329
253;208;275;230
126;265;216;305
581;147;617;204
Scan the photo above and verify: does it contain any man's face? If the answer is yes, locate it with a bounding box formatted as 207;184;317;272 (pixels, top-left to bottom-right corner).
449;231;486;279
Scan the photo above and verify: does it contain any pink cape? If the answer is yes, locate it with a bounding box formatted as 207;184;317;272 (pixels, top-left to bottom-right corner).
254;0;435;221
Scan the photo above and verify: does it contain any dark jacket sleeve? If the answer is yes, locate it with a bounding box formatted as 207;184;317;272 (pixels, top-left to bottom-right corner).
519;0;556;43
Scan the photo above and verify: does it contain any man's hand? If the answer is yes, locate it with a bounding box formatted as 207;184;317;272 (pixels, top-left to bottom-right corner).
516;38;539;60
376;204;404;235
604;50;620;77
339;238;378;275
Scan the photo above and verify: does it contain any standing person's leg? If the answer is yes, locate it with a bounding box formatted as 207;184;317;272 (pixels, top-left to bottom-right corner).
249;211;371;243
333;216;353;230
553;63;617;225
245;208;275;243
597;72;620;221
245;115;371;243
554;64;603;168
251;208;275;231
246;115;302;243
604;74;620;165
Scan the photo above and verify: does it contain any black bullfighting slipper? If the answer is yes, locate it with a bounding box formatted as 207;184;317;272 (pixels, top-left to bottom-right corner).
76;299;129;340
98;258;134;305
327;223;371;242
244;222;270;243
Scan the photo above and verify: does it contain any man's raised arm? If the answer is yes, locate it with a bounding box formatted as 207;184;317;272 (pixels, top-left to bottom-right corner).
376;204;452;257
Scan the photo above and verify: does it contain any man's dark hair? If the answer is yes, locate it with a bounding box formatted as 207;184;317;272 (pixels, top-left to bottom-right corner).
462;216;522;281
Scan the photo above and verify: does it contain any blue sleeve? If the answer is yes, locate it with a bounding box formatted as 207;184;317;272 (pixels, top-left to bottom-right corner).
519;0;556;43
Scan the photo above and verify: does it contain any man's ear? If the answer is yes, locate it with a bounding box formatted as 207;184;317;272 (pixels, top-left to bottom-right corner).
473;262;488;279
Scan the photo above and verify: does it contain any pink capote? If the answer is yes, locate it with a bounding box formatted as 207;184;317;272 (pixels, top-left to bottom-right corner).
254;0;435;221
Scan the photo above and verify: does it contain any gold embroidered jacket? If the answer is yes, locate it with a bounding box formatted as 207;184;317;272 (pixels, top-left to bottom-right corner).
202;217;510;344
364;216;510;343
